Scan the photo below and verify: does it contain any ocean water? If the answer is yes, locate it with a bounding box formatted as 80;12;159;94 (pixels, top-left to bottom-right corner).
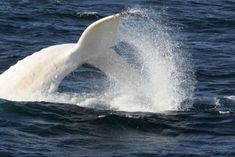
0;0;235;157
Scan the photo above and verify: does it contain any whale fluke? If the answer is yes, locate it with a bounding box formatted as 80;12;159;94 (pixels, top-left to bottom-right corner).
0;13;141;101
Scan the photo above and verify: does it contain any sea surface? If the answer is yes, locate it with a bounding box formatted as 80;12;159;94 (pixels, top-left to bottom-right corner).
0;0;235;157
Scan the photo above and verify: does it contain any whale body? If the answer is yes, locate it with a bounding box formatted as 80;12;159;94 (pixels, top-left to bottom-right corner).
0;13;141;101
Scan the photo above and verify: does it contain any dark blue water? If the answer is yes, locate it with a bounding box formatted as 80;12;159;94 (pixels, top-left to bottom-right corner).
0;0;235;156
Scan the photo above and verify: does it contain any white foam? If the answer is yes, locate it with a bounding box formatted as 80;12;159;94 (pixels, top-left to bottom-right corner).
226;96;235;100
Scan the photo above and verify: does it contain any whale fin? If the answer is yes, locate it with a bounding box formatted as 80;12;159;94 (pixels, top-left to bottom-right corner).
70;13;123;61
76;13;141;88
87;48;141;88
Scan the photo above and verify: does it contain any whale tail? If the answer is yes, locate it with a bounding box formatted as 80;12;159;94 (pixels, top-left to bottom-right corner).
75;13;141;87
65;13;141;89
0;13;141;101
75;14;121;59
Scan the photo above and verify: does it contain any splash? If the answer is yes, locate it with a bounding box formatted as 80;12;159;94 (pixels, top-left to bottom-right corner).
106;8;195;112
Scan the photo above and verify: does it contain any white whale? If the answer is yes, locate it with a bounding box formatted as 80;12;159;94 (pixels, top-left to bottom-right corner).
0;13;141;101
